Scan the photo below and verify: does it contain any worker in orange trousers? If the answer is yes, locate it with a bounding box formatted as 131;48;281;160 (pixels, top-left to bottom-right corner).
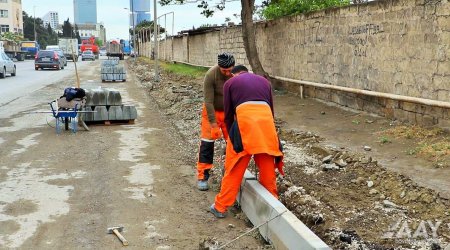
210;65;284;218
196;52;235;191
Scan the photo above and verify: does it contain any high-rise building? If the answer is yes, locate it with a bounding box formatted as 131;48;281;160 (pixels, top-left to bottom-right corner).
43;11;59;30
130;0;151;26
74;0;97;24
0;0;23;34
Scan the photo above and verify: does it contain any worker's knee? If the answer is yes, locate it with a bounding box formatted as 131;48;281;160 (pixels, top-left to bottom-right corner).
199;140;214;164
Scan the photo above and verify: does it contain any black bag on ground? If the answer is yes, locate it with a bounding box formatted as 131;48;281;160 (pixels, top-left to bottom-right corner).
62;87;86;101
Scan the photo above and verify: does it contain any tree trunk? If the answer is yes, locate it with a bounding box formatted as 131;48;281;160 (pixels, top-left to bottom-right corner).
241;0;268;77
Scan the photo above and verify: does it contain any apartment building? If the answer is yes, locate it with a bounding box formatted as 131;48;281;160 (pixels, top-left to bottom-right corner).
43;11;59;30
0;0;23;34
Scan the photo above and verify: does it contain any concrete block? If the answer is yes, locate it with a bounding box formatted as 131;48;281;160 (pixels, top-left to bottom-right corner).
93;106;108;121
84;89;94;106
238;171;330;250
122;105;137;120
108;106;124;120
105;89;122;106
81;106;94;122
91;89;107;106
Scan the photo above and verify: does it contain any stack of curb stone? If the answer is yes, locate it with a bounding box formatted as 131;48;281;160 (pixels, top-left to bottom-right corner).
101;59;127;82
81;88;137;123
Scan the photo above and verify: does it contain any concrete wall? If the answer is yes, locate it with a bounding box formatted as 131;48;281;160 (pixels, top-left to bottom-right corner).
144;0;450;126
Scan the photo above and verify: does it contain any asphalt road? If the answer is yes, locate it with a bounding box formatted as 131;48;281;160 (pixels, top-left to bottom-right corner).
0;59;92;110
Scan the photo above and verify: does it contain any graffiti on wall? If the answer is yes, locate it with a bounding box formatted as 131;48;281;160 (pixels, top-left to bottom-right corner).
296;21;324;46
348;23;384;57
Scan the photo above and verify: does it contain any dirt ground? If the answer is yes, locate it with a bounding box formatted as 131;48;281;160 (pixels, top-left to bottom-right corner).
128;58;450;250
0;60;270;249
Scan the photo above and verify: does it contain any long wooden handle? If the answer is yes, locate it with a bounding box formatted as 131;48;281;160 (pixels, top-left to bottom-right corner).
113;229;129;246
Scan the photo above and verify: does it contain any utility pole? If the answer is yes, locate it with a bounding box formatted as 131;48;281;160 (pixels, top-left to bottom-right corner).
153;0;159;81
131;1;136;60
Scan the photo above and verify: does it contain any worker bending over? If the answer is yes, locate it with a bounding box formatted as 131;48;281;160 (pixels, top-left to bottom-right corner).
196;52;235;191
210;65;284;218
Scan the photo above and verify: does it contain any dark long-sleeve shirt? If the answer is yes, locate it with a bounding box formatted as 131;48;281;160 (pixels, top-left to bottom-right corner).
223;72;274;132
203;65;231;124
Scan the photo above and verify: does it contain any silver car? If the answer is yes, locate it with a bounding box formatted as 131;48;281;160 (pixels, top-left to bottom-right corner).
81;50;95;61
0;51;16;78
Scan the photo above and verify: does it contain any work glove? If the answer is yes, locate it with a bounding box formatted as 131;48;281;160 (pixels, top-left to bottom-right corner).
275;156;285;176
211;127;223;140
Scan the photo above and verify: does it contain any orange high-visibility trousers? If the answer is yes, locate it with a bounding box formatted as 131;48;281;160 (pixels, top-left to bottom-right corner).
213;102;282;213
214;150;278;213
197;104;228;180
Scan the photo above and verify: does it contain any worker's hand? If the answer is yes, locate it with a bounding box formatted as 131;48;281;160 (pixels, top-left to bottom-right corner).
275;156;285;176
210;127;222;140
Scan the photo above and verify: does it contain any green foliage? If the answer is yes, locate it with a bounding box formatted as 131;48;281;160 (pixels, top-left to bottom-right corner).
159;0;225;18
162;62;208;78
262;0;350;19
0;32;23;43
62;18;74;38
22;11;58;48
379;136;392;144
95;39;103;47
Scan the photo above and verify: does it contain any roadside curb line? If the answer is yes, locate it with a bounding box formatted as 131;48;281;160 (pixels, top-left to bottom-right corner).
238;170;331;250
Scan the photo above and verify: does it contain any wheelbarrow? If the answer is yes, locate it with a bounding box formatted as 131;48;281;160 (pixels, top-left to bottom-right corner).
49;100;79;134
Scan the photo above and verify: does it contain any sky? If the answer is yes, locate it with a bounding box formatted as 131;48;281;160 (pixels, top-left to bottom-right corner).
21;0;248;41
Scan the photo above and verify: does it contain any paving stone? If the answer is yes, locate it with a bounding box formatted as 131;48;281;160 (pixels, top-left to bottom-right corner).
84;89;95;106
108;106;124;120
106;89;122;106
93;106;108;121
81;106;94;122
122;105;137;120
91;89;107;106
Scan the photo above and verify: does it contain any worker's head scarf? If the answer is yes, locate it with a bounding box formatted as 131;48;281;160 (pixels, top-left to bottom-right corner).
218;52;235;68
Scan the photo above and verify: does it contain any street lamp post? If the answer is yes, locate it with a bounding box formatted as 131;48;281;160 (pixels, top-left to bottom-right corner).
131;1;136;59
124;6;136;60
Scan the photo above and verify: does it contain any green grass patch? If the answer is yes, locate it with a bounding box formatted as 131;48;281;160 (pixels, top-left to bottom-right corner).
379;125;449;167
379;136;392;144
162;62;208;78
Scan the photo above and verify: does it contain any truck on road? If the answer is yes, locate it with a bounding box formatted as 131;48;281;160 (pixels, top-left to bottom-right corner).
0;40;25;61
80;36;99;59
58;38;79;61
121;40;131;56
106;40;124;60
20;41;40;59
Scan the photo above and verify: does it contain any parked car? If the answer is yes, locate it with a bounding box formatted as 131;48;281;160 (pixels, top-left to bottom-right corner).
81;50;95;61
0;51;16;78
35;50;65;70
99;48;107;56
